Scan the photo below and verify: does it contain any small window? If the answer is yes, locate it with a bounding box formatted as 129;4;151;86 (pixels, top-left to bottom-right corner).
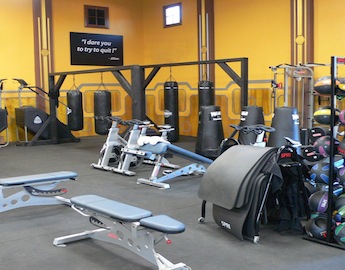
85;5;109;28
163;3;182;27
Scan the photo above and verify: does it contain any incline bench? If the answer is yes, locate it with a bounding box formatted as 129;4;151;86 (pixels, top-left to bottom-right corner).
0;171;77;213
53;194;190;270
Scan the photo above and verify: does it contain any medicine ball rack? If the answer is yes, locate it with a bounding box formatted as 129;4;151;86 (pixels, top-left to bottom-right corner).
48;58;248;145
303;56;345;250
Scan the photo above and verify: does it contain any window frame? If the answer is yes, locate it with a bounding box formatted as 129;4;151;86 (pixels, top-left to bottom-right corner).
163;3;182;28
84;5;109;29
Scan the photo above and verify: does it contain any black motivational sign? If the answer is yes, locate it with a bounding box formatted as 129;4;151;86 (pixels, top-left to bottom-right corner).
70;32;123;66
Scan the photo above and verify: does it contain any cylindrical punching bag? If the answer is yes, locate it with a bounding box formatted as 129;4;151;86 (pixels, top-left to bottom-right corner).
198;80;215;109
164;81;179;142
67;90;84;131
0;108;7;132
94;90;111;135
268;106;300;148
195;105;224;159
238;106;265;145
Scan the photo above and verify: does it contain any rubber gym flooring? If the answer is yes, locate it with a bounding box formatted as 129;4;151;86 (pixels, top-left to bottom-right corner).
0;135;345;270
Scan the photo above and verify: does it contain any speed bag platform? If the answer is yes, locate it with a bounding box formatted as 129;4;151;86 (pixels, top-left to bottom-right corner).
198;145;282;242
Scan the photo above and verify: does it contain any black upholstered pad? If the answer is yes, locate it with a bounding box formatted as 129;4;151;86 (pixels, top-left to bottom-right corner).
0;171;78;186
198;145;275;210
71;195;152;222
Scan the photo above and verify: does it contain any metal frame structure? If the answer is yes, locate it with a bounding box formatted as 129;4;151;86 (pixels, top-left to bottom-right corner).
48;58;248;144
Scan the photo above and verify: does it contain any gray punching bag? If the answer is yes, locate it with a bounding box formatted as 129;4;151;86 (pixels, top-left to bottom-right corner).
94;90;111;135
67;90;84;131
268;106;300;147
164;81;179;142
195;105;224;159
238;106;265;145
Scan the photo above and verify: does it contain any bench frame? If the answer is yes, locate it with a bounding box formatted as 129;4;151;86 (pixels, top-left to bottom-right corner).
0;171;77;213
53;195;189;270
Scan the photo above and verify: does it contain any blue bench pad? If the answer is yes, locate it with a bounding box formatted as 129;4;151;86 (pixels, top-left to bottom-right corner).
140;143;169;155
140;215;185;234
0;171;78;186
71;195;152;222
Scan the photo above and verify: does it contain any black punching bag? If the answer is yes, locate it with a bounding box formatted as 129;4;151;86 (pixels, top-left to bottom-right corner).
268;106;300;148
198;80;215;108
0;108;7;132
238;106;265;145
164;81;179;142
67;90;84;131
94;90;111;135
195;105;224;159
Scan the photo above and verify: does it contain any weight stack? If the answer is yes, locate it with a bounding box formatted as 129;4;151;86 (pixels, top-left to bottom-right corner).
238;106;265;145
0;108;7;132
164;81;179;142
195;105;224;159
267;106;300;148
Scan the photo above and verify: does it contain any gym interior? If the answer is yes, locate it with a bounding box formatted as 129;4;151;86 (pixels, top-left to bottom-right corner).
1;0;345;269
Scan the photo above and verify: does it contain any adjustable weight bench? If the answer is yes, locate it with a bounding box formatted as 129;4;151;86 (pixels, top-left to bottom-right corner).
53;195;190;270
0;171;77;213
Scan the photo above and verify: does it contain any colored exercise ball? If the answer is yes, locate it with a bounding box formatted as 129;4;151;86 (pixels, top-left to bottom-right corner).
334;222;345;246
336;166;345;185
335;194;345;218
309;161;331;184
314;76;339;96
313;136;339;157
313;107;339;125
308;190;330;213
339;109;345;125
305;215;330;240
337;138;345;157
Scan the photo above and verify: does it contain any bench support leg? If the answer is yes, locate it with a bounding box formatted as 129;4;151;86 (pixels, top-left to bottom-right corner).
0;183;70;213
53;221;189;270
137;163;207;189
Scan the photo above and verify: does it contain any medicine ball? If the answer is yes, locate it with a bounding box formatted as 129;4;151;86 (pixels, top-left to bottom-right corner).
313;106;339;125
308;190;330;213
305;215;332;240
334;222;345;246
339;109;345;125
335;194;345;218
314;76;339;96
310;161;332;184
336;167;345;185
313;136;339;157
337;138;345;156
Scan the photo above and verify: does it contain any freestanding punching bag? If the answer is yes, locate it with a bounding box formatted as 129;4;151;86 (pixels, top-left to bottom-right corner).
238;106;265;145
94;90;111;135
267;106;300;148
195;105;224;159
198;80;215;108
67;90;83;131
164;81;179;142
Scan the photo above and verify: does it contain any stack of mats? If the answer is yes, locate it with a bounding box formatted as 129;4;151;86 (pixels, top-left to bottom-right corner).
198;145;283;242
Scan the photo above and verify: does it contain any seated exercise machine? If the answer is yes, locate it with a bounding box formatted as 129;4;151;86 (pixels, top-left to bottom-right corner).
53;194;191;270
137;136;213;189
112;120;179;176
91;116;134;171
0;171;77;213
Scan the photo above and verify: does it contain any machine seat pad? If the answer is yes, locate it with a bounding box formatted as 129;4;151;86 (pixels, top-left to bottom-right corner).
0;171;78;187
140;142;169;154
140;215;185;234
71;195;153;222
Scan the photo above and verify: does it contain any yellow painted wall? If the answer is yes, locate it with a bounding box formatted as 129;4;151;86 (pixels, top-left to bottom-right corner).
3;0;345;143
